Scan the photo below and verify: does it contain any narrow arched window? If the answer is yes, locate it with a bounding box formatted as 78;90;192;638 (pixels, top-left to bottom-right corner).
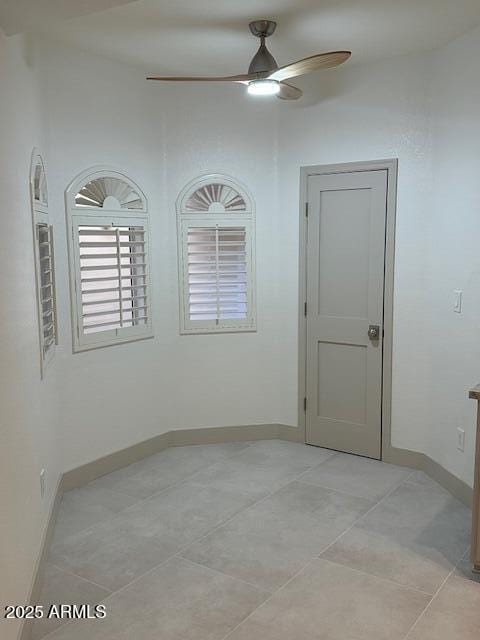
30;150;57;376
65;168;153;352
176;174;256;334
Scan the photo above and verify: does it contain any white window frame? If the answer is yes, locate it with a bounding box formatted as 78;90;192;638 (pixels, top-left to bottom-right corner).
176;173;256;334
65;167;153;352
30;149;57;377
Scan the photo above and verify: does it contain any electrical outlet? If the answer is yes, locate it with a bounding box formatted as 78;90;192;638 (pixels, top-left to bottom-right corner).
40;468;46;498
456;428;465;452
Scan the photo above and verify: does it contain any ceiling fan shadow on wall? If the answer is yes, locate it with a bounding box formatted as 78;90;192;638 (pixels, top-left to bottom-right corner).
147;20;351;101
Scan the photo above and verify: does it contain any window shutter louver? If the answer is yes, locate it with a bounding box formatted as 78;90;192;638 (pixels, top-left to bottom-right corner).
78;225;149;335
187;226;248;322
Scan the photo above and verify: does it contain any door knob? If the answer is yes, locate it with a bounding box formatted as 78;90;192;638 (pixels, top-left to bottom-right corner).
368;325;380;340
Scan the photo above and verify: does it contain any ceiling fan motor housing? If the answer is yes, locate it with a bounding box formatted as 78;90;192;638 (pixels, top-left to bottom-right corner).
248;20;278;74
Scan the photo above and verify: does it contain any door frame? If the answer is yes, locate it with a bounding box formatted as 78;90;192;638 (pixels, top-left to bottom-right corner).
298;159;398;460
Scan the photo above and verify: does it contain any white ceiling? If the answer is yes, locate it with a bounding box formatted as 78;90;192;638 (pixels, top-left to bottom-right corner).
0;0;138;36
4;0;480;73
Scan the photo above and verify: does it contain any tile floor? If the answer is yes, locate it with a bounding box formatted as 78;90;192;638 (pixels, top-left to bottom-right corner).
30;440;479;640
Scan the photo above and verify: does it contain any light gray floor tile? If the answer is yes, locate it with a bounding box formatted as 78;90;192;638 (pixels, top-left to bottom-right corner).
30;563;110;640
52;484;140;544
323;472;470;593
234;439;335;468
49;480;255;591
41;442;472;639
46;557;269;640
227;559;430;640
299;452;412;500
88;442;250;500
406;574;480;640
189;441;331;501
49;517;177;592
115;479;258;548
182;481;373;591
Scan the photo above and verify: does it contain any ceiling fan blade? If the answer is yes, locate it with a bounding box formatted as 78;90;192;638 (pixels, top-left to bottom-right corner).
146;73;255;83
268;51;351;82
276;82;303;101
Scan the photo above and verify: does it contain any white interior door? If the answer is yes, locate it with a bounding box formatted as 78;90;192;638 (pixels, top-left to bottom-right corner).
305;170;387;459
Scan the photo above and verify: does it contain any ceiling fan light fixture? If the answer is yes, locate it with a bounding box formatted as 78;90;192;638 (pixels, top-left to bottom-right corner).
247;79;280;96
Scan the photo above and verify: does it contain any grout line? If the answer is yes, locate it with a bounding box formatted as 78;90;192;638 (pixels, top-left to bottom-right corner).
40;443;266;639
174;453;340;559
34;564;114;639
295;458;413;501
293;477;382;503
53;441;258;545
219;556;323;639
318;557;434;598
39;557;177;640
53;443;335;599
44;445;418;640
402;567;455;639
219;468;419;640
48;562;112;594
46;443;327;611
177;555;273;595
454;545;480;584
315;469;417;558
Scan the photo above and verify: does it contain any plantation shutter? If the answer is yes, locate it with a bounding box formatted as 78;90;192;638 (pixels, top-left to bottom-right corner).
72;219;152;347
187;226;248;321
37;224;56;356
180;218;255;333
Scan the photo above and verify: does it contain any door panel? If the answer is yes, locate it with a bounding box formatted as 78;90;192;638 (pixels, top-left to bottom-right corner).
306;170;387;459
317;341;367;425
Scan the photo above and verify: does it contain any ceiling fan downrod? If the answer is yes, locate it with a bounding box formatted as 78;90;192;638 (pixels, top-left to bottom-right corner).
248;20;279;74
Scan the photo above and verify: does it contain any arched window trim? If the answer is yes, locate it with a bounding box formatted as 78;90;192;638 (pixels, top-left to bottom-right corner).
66;166;153;353
176;173;257;335
176;173;255;218
66;166;148;215
30;149;57;377
31;152;49;210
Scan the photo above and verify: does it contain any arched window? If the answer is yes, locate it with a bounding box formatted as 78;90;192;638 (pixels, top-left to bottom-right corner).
65;167;153;352
30;150;57;375
176;174;256;334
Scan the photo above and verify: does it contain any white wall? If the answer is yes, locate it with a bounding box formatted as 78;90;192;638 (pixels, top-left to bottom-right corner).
37;40;283;472
0;33;61;640
424;27;480;484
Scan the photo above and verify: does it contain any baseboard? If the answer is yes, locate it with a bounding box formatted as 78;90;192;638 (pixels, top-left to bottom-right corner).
18;477;63;640
61;424;300;491
62;431;172;492
169;423;282;446
384;445;473;507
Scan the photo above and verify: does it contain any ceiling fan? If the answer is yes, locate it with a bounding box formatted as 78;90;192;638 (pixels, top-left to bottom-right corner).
147;20;351;100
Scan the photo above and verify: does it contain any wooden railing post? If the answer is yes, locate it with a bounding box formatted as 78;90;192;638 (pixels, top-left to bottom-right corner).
468;385;480;573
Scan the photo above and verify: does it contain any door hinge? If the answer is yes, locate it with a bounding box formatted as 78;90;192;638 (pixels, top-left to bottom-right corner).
304;301;307;317
305;202;309;217
303;397;307;412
